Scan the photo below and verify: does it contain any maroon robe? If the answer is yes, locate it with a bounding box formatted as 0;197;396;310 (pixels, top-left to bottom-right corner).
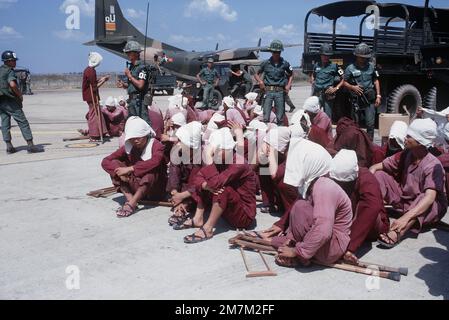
101;140;167;201
102;107;126;137
192;162;257;229
311;111;332;141
148;105;164;140
438;153;449;202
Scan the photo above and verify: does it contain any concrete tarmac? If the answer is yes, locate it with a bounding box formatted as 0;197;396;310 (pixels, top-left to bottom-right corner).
0;85;448;300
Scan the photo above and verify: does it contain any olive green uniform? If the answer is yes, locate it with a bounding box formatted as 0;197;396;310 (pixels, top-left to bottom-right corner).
313;62;342;119
344;62;379;139
0;64;33;143
199;67;219;109
258;57;293;124
127;60;150;125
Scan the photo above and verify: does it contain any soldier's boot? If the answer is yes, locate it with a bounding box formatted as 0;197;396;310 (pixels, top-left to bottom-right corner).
5;141;17;154
26;140;40;154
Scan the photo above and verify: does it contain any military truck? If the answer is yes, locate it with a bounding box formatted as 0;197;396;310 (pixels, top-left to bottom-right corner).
148;73;177;96
302;0;449;118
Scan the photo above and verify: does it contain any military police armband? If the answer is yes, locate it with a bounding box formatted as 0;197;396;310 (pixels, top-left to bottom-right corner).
138;71;148;80
338;68;344;76
374;70;380;78
289;66;293;71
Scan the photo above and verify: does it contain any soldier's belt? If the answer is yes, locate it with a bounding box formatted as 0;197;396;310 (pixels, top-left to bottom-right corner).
128;93;143;100
265;85;284;92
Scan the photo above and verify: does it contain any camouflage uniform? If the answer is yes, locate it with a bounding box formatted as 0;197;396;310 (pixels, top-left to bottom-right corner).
199;65;219;109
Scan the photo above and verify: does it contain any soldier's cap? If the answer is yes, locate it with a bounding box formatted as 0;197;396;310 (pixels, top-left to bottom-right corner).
320;44;333;56
354;43;372;58
207;58;215;63
1;50;18;62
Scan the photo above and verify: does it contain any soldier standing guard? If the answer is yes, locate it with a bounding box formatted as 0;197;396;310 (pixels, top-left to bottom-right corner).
117;41;151;125
196;58;220;110
0;50;38;154
343;43;382;141
254;40;293;125
311;43;344;120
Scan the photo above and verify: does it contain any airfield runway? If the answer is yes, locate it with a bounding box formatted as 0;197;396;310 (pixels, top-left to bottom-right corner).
0;85;448;300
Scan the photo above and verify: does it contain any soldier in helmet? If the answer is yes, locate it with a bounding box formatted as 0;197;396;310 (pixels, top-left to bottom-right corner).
254;40;294;125
196;58;220;110
0;50;38;154
343;43;381;141
117;41;151;125
311;43;344;121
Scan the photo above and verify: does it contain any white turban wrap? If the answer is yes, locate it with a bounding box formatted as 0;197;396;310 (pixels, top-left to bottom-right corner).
208;128;236;150
284;138;332;198
207;113;226;131
245;92;258;102
244;119;268;143
290;123;306;139
253;105;263;116
88;52;103;68
223;96;235;109
168;94;188;110
406;118;437;148
263;127;291;154
176;121;203;150
124;117;156;161
389;121;408;150
329;149;359;182
105;96;117;107
171;112;187;127
291;109;311;127
303;96;321;113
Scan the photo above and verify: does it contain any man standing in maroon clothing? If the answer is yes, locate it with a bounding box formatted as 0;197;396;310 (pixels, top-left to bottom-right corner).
82;52;109;141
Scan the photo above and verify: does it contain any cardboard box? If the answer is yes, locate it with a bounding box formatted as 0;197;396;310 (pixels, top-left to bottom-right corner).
379;113;410;138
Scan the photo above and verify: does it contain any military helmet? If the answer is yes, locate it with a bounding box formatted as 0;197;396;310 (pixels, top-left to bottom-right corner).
319;43;333;56
123;41;143;53
268;39;284;52
207;57;215;63
1;50;18;62
354;43;372;58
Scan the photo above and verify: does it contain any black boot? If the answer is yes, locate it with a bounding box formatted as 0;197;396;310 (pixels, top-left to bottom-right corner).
6;141;17;154
26;140;40;154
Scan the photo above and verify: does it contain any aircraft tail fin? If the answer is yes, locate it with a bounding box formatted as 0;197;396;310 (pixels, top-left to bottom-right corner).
92;0;183;52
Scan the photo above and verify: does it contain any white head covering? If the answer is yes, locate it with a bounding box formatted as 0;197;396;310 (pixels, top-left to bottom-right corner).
263;127;291;154
389;121;408;149
253;105;263;116
329;149;359;182
105;96;117;107
444;122;449;142
124;117;156;161
118;96;126;103
176;121;203;150
406;118;437;148
245;92;258;102
247;119;268;132
222;96;235;109
208;128;236;150
207;113;226;130
88;52;103;68
244;119;268;143
291;109;312;127
284;138;332;198
303;96;321;114
171;112;187;127
290;123;307;139
168;94;188;110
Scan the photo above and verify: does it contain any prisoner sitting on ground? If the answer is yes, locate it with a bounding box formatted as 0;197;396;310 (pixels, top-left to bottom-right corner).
101;96;126;137
370;118;448;249
101;117;167;218
329;149;390;264
182;127;257;244
303;96;333;142
272;138;353;267
166;121;204;228
223;96;247;128
382;120;408;159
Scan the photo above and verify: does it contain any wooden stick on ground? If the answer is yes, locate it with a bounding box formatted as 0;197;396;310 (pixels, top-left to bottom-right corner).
63;136;91;142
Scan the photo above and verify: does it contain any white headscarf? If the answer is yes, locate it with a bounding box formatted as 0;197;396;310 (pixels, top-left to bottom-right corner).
291;109;311;127
105;96;117;107
245;92;258;102
244;119;268;143
88;52;103;68
406;118;437;148
124;117;156;161
389;121;408;150
290;123;307;139
263;127;291;154
207;113;226;131
223;96;235;109
284;138;332;198
444;122;449;142
303;96;321;113
172;112;187;127
208;128;236;150
168;94;187;110
329;149;359;182
253;105;263;116
176;121;203;150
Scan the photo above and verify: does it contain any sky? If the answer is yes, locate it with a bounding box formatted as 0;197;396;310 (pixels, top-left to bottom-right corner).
0;0;447;74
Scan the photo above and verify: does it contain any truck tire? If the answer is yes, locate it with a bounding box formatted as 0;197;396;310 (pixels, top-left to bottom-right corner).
423;87;437;111
210;90;223;109
387;84;422;118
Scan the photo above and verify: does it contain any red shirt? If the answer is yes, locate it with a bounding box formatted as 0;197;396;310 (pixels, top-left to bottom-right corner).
82;67;98;103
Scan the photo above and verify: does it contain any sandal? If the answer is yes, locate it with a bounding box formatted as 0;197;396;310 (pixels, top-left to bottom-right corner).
184;227;213;244
168;214;189;226
173;218;203;231
116;203;136;218
377;230;402;249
